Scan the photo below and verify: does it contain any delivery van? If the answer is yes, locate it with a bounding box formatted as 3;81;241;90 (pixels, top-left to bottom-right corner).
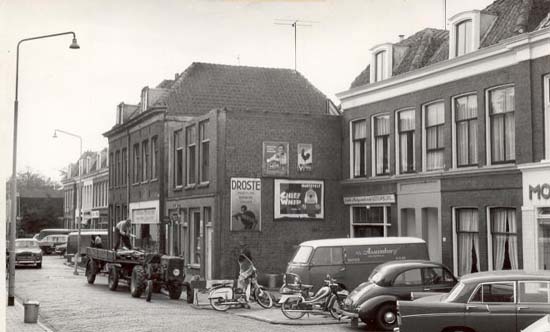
286;237;429;290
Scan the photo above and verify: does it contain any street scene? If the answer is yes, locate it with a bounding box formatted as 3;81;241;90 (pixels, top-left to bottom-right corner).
2;0;550;331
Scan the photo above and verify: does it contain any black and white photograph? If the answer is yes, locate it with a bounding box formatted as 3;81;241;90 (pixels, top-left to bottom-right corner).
1;0;550;331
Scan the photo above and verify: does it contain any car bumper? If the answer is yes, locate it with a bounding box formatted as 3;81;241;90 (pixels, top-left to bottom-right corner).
16;259;41;266
336;307;359;319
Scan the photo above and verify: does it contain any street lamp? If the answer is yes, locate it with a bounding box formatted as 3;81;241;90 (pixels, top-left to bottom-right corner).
53;129;83;277
8;32;79;306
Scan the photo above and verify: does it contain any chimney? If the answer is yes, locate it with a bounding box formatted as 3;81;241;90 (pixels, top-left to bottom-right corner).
398;34;405;42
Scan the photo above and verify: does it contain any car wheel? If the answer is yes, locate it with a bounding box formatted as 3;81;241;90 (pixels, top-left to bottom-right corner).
374;302;398;331
36;262;42;269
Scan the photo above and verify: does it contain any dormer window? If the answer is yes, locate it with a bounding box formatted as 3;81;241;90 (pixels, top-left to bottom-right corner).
141;87;149;112
369;43;393;83
456;20;473;57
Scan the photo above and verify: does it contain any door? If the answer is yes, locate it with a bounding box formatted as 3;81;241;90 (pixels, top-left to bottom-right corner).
308;247;345;288
465;282;517;332
205;226;213;280
516;281;550;330
422;208;441;262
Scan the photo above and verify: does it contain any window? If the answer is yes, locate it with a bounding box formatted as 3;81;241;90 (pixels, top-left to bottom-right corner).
311;247;343;265
470;283;515;303
397;110;415;173
142;140;149;181
115;150;120;186
133;143;140;184
424;102;445;171
121;148;127;185
174;130;183;187
351;206;391;237
519;281;550;303
455;20;472;56
373;115;390;175
352;120;367;177
538;208;550;270
454;95;478;167
488;86;515;164
151;136;158;180
490;208;518;271
190;210;201;265
199;121;210;183
393;269;422;286
374;51;386;82
186;126;196;185
109;152;114;187
544;75;550;160
291;246;313;264
456;208;480;276
422;267;455;286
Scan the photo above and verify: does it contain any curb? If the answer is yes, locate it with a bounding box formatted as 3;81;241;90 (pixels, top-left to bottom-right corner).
15;297;56;332
234;311;349;326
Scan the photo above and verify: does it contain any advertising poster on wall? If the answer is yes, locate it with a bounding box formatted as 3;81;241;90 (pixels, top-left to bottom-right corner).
274;179;324;220
297;143;312;172
263;141;289;177
230;177;261;231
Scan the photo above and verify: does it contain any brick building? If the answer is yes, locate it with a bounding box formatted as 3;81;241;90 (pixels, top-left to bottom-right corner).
336;0;550;275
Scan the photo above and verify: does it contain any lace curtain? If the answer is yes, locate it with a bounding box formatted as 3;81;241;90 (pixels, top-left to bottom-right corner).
457;209;480;276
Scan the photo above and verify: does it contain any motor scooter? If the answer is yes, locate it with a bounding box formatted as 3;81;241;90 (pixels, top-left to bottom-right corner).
278;273;348;319
208;270;273;311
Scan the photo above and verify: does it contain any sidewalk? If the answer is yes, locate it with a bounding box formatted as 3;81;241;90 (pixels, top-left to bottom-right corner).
6;300;52;332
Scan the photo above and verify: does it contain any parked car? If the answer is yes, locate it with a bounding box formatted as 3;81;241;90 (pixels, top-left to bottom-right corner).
55;242;67;255
38;234;68;254
286;237;429;291
9;239;43;268
395;270;550;332
338;260;457;331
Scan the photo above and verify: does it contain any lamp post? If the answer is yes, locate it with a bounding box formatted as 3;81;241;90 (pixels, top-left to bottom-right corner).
8;32;79;306
53;129;83;276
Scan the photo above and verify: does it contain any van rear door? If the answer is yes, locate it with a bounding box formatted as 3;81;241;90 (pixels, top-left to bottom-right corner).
309;247;345;288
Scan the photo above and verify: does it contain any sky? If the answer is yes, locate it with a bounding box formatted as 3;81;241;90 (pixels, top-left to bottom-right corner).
0;0;495;184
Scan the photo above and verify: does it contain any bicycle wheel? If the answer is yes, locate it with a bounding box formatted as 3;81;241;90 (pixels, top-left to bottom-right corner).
281;297;306;319
254;287;273;309
210;297;230;311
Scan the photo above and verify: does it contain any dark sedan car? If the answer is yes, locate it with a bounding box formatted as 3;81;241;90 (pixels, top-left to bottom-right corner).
338;260;457;331
396;270;550;332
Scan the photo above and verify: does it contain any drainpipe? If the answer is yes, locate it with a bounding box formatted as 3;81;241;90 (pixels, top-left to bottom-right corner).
159;111;167;254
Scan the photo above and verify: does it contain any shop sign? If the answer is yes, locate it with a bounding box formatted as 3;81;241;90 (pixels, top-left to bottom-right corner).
297;143;312;172
262;141;289;177
343;194;395;205
230;178;261;231
91;211;100;218
529;183;550;200
274;179;324;220
132;208;157;224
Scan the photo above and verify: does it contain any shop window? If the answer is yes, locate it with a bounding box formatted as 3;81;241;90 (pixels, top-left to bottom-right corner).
190;210;201;266
121;148;127;185
351;206;390;237
133;143;140;184
455;19;473;57
142;140;149;181
174;130;183;187
538;207;550;270
456;208;480;276
199;121;210;183
488;86;515;164
424;102;445;171
352;120;367;178
151;136;158;180
490;208;518;270
186;126;197;185
397;109;415;173
373;115;390;176
454;94;478;167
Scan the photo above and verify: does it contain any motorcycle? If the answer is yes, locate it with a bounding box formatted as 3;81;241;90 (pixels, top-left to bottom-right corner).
208;270;273;311
278;273;348;320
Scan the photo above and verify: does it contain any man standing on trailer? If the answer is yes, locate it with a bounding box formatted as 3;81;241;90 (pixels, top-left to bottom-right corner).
114;219;132;250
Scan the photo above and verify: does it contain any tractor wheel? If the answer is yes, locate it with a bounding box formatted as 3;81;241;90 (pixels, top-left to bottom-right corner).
108;265;119;291
167;282;183;300
86;259;96;284
130;266;146;298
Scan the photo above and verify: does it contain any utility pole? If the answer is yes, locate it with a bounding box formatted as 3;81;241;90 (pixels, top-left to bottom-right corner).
275;19;317;72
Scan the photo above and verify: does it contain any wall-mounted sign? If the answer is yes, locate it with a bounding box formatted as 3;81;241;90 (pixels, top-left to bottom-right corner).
297;143;312;172
132;208;157;224
263;141;289;177
274;179;324;220
343;194;396;205
230;178;261;231
91;211;100;218
529;183;550;200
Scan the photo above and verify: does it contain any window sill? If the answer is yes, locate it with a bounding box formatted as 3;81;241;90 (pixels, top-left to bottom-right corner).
173;185;184;192
141;181;149;185
185;184;196;190
197;182;209;188
150;178;158;183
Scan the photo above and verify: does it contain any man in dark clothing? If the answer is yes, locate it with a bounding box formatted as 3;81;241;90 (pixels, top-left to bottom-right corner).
114;219;132;250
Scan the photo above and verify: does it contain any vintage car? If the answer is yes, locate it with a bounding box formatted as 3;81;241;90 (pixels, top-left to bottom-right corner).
38;234;68;254
338;260;457;331
11;239;43;268
395;270;550;332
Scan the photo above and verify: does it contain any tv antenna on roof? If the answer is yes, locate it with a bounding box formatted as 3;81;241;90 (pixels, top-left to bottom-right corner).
275;19;318;72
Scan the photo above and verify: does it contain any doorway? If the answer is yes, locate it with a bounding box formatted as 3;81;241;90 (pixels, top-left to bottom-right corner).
422;208;441;262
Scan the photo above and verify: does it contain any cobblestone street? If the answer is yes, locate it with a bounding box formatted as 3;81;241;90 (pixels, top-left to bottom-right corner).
13;256;365;332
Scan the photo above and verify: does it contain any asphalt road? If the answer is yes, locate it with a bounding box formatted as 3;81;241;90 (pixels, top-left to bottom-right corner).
14;256;369;332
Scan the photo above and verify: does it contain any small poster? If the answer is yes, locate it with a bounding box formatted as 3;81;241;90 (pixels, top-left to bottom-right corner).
263;141;289;177
297;143;312;172
230;178;261;231
274;179;324;220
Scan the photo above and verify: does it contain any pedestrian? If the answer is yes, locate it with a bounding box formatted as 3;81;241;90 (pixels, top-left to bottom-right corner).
113;219;132;250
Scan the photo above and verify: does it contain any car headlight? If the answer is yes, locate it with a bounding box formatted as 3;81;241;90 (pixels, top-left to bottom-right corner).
173;268;180;276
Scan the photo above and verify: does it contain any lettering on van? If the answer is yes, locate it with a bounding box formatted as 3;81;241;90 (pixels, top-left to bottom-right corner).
344;243;426;264
355;247;399;258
